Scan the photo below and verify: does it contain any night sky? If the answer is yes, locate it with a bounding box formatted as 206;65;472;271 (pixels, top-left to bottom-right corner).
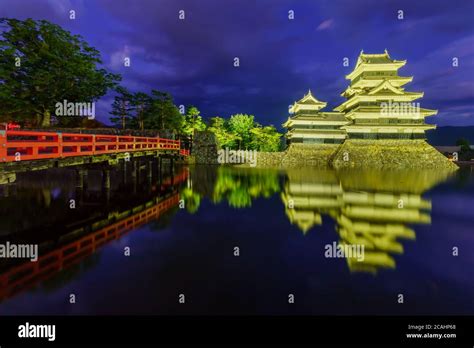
1;0;473;127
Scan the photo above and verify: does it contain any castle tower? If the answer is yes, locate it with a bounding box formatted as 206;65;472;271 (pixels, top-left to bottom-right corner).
334;50;437;140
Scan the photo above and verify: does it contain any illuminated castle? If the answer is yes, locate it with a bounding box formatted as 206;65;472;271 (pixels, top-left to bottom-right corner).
334;50;437;140
283;90;347;145
284;50;438;143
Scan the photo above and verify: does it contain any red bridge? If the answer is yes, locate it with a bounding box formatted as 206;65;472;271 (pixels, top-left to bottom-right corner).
0;130;190;163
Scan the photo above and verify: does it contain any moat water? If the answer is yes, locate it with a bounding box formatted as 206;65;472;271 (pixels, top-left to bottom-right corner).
0;164;473;315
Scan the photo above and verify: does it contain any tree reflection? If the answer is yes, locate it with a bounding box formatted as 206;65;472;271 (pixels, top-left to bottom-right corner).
184;166;281;209
184;165;457;273
212;168;280;208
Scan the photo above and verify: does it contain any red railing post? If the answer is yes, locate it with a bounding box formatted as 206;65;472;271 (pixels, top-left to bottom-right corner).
92;134;96;155
57;133;63;158
0;130;6;162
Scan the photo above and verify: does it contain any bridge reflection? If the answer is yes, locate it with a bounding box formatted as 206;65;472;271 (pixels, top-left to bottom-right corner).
0;165;188;301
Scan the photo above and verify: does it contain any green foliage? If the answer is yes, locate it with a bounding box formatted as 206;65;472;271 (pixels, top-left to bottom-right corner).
207;116;239;148
250;125;282;151
0;18;120;126
228;114;255;149
182;106;207;135
207;114;282;152
110;89;184;132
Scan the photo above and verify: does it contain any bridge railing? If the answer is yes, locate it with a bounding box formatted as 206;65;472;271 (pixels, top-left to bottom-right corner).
0;193;181;301
0;130;186;163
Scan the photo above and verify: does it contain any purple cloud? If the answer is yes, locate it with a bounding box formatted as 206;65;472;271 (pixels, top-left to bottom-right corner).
316;19;334;31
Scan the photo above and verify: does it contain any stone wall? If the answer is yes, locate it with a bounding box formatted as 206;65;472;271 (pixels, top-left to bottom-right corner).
252;151;285;168
192;131;219;164
189;132;457;170
332;140;458;170
238;144;339;168
282;144;339;167
240;141;457;170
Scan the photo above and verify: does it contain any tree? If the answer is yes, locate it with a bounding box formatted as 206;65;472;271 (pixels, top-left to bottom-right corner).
228;114;255;149
208;116;239;149
143;90;183;132
0;18;120;127
207;114;280;151
109;86;134;129
183;106;206;136
250;125;282;151
456;138;471;153
131;92;150;131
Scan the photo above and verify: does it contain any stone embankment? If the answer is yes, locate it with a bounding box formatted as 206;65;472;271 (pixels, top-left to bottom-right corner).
332;140;458;170
190;131;457;170
255;144;339;168
243;141;457;170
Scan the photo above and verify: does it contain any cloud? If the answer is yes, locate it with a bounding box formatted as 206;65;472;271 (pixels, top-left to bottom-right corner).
316;19;334;31
109;45;132;69
0;0;473;126
46;0;75;16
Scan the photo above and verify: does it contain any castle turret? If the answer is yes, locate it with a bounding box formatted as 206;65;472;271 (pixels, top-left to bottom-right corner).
283;90;347;145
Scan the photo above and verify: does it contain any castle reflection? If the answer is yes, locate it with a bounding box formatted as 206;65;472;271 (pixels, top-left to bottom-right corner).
187;165;453;274
0;164;456;305
282;168;452;273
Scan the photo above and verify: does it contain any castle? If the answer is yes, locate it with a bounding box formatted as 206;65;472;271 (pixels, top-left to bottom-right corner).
283;50;437;144
279;50;457;170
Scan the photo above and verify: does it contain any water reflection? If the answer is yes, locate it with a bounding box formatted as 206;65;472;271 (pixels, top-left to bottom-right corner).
0;163;461;309
283;169;451;274
187;166;454;274
0;163;188;301
212;168;280;208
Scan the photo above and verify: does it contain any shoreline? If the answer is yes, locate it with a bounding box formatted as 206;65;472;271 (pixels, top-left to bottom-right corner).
217;141;459;170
